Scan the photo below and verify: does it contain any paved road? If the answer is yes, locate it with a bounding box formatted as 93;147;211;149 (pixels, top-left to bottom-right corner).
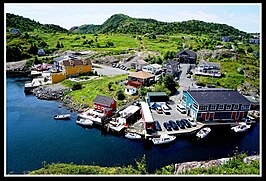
92;63;129;76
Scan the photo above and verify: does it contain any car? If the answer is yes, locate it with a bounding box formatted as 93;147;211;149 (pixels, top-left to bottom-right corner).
155;106;163;114
187;119;197;127
169;120;179;130
187;74;191;78
176;104;186;114
176;120;185;129
181;119;191;128
112;63;116;67
163;121;172;131
161;104;171;115
154;120;162;131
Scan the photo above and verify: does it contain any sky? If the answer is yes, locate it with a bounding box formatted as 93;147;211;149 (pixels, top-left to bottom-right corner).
5;3;261;33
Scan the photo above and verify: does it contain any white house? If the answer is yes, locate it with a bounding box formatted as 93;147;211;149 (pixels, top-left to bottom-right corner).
125;85;137;95
142;64;162;75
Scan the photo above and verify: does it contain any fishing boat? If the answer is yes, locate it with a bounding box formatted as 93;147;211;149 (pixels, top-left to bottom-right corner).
125;132;142;140
53;114;71;120
76;118;93;126
196;127;211;138
151;134;176;145
231;122;250;133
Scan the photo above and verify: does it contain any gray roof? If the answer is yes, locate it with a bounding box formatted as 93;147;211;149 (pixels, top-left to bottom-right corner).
93;95;115;107
176;50;197;58
147;92;167;97
186;88;251;105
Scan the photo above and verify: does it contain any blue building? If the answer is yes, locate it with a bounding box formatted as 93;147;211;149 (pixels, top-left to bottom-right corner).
181;88;251;122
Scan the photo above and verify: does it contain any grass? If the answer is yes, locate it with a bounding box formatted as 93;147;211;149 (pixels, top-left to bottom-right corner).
60;74;138;109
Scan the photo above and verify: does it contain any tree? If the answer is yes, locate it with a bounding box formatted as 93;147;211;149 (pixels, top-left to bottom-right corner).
56;41;61;48
108;82;113;91
162;74;178;94
116;88;125;100
72;83;82;91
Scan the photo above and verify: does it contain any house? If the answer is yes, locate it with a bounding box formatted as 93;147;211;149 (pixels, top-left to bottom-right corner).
119;105;141;125
37;49;45;56
194;61;221;77
93;95;116;117
127;71;155;88
147;92;168;106
249;36;260;44
181;88;251;122
131;59;148;71
10;28;21;35
176;50;197;64
51;55;92;83
142;64;162;75
125;85;137;95
162;59;180;78
221;36;233;42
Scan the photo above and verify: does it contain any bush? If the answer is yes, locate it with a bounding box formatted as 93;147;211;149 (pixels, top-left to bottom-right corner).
72;83;82;91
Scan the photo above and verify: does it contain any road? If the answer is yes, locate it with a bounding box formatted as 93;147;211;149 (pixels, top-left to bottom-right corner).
92;63;129;76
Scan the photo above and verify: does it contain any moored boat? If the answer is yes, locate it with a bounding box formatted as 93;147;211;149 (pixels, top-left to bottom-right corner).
151;134;176;145
76;118;93;126
125;132;142;140
53;114;71;120
196;127;211;138
231;122;250;133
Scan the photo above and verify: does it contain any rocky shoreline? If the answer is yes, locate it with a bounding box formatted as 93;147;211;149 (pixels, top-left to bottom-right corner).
174;155;260;174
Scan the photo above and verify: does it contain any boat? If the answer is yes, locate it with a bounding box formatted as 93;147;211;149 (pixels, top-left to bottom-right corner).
231;122;250;133
196;127;211;138
53;114;71;120
76;118;93;126
125;132;142;140
151;134;176;145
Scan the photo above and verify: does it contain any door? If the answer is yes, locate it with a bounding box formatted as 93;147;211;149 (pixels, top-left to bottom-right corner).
201;112;206;121
209;112;214;121
231;111;237;120
238;111;244;120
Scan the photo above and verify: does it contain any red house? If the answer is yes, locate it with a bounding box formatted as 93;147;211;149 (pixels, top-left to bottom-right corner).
93;95;116;117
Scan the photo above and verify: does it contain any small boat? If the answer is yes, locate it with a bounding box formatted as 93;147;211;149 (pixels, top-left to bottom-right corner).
196;127;211;138
53;114;71;120
76;118;93;126
125;132;142;140
151;134;176;145
231;122;250;133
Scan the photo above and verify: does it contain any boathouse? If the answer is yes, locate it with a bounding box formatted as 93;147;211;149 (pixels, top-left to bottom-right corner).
93;95;116;117
181;88;251;122
140;102;154;129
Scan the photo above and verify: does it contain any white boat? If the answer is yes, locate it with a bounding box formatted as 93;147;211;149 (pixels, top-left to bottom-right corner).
125;132;142;140
151;134;176;145
76;118;93;126
231;122;250;132
53;114;71;120
196;127;211;138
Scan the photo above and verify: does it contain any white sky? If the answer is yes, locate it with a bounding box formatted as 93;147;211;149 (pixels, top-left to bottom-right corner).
5;3;261;33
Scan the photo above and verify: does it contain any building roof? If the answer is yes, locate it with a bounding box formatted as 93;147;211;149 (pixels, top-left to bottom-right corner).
140;102;154;123
198;61;220;68
186;88;251;105
147;92;167;97
93;95;115;107
164;60;179;66
129;71;155;79
119;105;140;117
176;50;197;58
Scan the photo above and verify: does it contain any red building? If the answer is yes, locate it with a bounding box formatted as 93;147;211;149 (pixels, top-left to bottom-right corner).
93;95;116;117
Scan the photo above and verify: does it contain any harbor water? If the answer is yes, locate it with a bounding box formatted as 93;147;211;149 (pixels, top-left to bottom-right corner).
6;77;260;174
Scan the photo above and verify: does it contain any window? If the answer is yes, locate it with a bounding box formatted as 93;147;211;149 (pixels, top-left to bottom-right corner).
218;104;224;110
98;106;101;109
192;102;198;110
80;67;82;71
199;105;208;111
241;105;250;110
233;104;239;110
226;104;232;110
210;105;216;110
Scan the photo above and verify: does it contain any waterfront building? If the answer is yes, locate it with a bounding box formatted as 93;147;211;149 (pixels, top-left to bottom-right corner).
181;88;251;122
51;55;92;83
140;101;154;129
93;95;116;117
118;105;141;125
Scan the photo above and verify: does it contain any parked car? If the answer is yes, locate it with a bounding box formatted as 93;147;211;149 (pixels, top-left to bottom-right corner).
155;106;163;114
161;104;171;115
187;119;197;127
163;121;172;131
176;104;186;114
154;120;162;131
181;119;191;128
176;120;185;129
169;120;179;130
112;63;116;67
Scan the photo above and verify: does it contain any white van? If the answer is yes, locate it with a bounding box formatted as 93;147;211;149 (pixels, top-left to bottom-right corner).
176;104;186;114
161;104;171;115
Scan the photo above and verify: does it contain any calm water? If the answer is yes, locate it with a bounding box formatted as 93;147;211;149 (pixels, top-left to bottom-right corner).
6;77;260;174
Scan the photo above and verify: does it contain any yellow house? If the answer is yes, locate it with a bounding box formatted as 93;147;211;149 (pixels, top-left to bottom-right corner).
52;56;92;83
